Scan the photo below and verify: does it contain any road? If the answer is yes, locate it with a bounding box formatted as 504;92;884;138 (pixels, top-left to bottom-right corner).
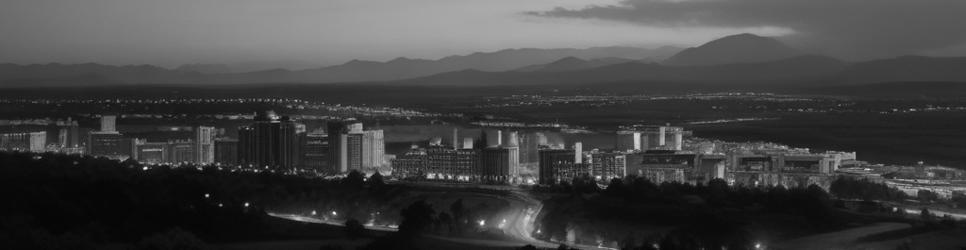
268;184;616;250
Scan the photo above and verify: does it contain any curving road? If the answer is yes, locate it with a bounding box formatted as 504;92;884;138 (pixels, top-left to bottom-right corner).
269;184;615;250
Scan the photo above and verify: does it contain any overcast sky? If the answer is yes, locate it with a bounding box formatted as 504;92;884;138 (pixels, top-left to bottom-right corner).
2;0;964;67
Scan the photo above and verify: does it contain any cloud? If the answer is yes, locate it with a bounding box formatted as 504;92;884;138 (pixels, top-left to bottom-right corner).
527;0;966;59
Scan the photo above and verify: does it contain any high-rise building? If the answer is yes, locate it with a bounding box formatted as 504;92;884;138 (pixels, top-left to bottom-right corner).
88;114;130;159
135;140;167;164
326;120;383;174
195;126;215;164
302;130;329;172
0;132;46;152
361;129;385;171
619;125;685;151
626;152;726;185
616;131;642;152
238;111;302;169
327;121;348;173
538;148;575;185
538;143;589;185
100;115;117;132
590;153;626;181
452;128;459;150
346;133;364;171
214;138;238;165
166;139;195;163
480;147;513;184
391;146;428;179
88;132;130;159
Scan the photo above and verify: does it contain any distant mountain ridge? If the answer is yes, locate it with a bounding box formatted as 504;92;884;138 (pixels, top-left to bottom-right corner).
4;34;966;88
663;33;802;66
0;46;682;86
513;57;638;72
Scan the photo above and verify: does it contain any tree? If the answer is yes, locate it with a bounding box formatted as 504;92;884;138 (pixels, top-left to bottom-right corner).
449;199;465;222
343;170;365;189
368;172;385;190
344;218;366;239
917;190;939;203
604;178;627;197
399;200;435;236
920;208;934;221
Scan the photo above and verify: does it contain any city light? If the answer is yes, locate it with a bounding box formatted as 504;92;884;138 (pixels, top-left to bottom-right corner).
478;219;485;227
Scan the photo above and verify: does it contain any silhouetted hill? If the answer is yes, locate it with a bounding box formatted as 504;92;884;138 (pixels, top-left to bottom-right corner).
175;63;233;74
664;33;802;66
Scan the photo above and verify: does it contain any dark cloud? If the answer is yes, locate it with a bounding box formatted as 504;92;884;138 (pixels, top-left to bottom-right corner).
527;0;966;59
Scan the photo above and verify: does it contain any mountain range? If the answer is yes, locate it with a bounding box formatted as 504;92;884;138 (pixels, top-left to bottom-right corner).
2;34;966;88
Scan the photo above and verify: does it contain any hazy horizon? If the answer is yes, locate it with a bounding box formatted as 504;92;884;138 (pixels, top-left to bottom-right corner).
2;0;965;68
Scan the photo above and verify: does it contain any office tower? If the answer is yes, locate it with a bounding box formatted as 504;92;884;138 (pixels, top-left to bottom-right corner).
0;132;46;152
214;138;238;165
100;115;117;132
136;141;167;164
391;146;428;179
590;153;627;181
574;142;583;164
46;117;79;148
88;114;130;159
429;137;443;146
518;132;541;171
362;129;385;171
484;130;502;148
621;125;685;151
238;111;302;169
89;132;129;159
166;139;195;163
346;133;364;171
480;147;512;183
195;126;215;164
302;130;329;172
538;148;575;185
346;121;363;133
616;131;642;152
326;121;350;173
452;128;459;150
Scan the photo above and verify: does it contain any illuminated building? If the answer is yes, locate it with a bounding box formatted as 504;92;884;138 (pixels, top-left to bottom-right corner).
237;111;302;169
0;131;46;152
214;138;238;165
